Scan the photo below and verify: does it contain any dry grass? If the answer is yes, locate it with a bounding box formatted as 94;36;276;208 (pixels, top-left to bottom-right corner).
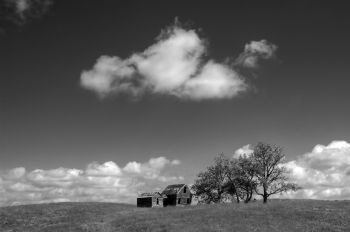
0;199;349;231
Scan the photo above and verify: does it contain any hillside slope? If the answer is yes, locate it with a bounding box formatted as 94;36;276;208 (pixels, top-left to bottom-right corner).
0;200;349;232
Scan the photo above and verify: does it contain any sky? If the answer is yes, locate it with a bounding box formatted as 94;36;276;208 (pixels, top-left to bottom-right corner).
1;0;350;206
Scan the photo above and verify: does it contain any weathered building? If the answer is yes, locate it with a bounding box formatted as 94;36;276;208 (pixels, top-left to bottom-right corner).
137;192;166;207
161;184;192;206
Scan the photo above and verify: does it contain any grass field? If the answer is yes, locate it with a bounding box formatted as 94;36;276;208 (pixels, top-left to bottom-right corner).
0;200;349;232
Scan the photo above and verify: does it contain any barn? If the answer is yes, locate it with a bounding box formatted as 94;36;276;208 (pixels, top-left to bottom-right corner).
161;184;192;206
137;192;165;207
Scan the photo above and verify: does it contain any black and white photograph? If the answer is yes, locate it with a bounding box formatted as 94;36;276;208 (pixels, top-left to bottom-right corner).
1;0;350;231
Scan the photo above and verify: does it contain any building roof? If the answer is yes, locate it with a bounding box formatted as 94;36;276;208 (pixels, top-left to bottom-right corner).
137;192;165;198
161;184;186;195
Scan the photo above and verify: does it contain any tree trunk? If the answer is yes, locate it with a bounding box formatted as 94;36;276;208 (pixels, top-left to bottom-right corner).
230;193;240;203
262;183;268;203
217;187;222;203
263;195;267;203
263;188;268;203
244;192;249;203
248;189;253;202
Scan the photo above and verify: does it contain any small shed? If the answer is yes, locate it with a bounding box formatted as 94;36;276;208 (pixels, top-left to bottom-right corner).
137;192;166;207
161;184;192;206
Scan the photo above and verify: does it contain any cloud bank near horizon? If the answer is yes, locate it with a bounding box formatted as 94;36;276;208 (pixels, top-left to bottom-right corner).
234;141;350;200
283;141;350;200
2;141;349;206
0;157;182;206
80;22;277;100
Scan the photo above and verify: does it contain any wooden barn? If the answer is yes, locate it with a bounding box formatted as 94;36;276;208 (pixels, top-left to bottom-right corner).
161;184;192;206
137;192;165;207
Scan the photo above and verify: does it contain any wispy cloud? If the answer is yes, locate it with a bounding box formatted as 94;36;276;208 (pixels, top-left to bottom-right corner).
3;0;53;24
80;22;277;100
235;40;278;68
0;157;182;206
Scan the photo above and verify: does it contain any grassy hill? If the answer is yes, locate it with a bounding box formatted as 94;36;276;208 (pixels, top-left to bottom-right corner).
0;200;349;232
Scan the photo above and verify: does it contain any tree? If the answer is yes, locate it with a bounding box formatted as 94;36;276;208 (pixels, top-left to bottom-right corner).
192;170;219;203
193;154;251;204
193;154;237;203
222;158;241;203
251;142;299;203
235;155;257;203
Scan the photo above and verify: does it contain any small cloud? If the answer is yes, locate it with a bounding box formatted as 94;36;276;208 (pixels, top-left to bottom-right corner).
123;161;142;174
282;140;350;200
233;144;253;158
7;167;26;179
13;0;30;15
0;157;183;206
81;21;277;100
86;161;122;176
236;40;278;68
3;0;53;25
123;157;181;181
171;159;181;165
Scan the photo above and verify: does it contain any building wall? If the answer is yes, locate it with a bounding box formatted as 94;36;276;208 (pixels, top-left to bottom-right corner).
152;196;163;207
137;197;153;207
163;185;192;206
163;194;177;206
137;196;164;207
177;185;191;199
177;185;192;205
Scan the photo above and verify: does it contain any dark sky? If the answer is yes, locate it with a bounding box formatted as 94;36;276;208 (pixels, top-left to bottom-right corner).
1;0;350;183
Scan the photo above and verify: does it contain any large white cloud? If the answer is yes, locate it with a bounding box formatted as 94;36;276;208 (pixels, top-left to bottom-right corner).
234;141;350;200
283;140;350;200
80;23;277;100
0;157;182;206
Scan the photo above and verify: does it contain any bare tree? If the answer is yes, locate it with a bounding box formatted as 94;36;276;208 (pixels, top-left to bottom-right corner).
252;142;299;203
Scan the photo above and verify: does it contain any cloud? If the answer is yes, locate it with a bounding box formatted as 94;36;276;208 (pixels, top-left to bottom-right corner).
235;40;278;68
123;157;181;180
3;0;53;24
80;23;277;100
0;157;182;206
86;161;122;176
282;140;350;200
233;144;254;158
234;141;350;200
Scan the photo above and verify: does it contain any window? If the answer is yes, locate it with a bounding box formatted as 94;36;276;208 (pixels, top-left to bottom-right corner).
184;187;187;193
178;198;181;204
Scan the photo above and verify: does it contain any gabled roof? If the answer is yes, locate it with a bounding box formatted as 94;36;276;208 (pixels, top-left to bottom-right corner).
137;192;166;198
161;184;186;195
